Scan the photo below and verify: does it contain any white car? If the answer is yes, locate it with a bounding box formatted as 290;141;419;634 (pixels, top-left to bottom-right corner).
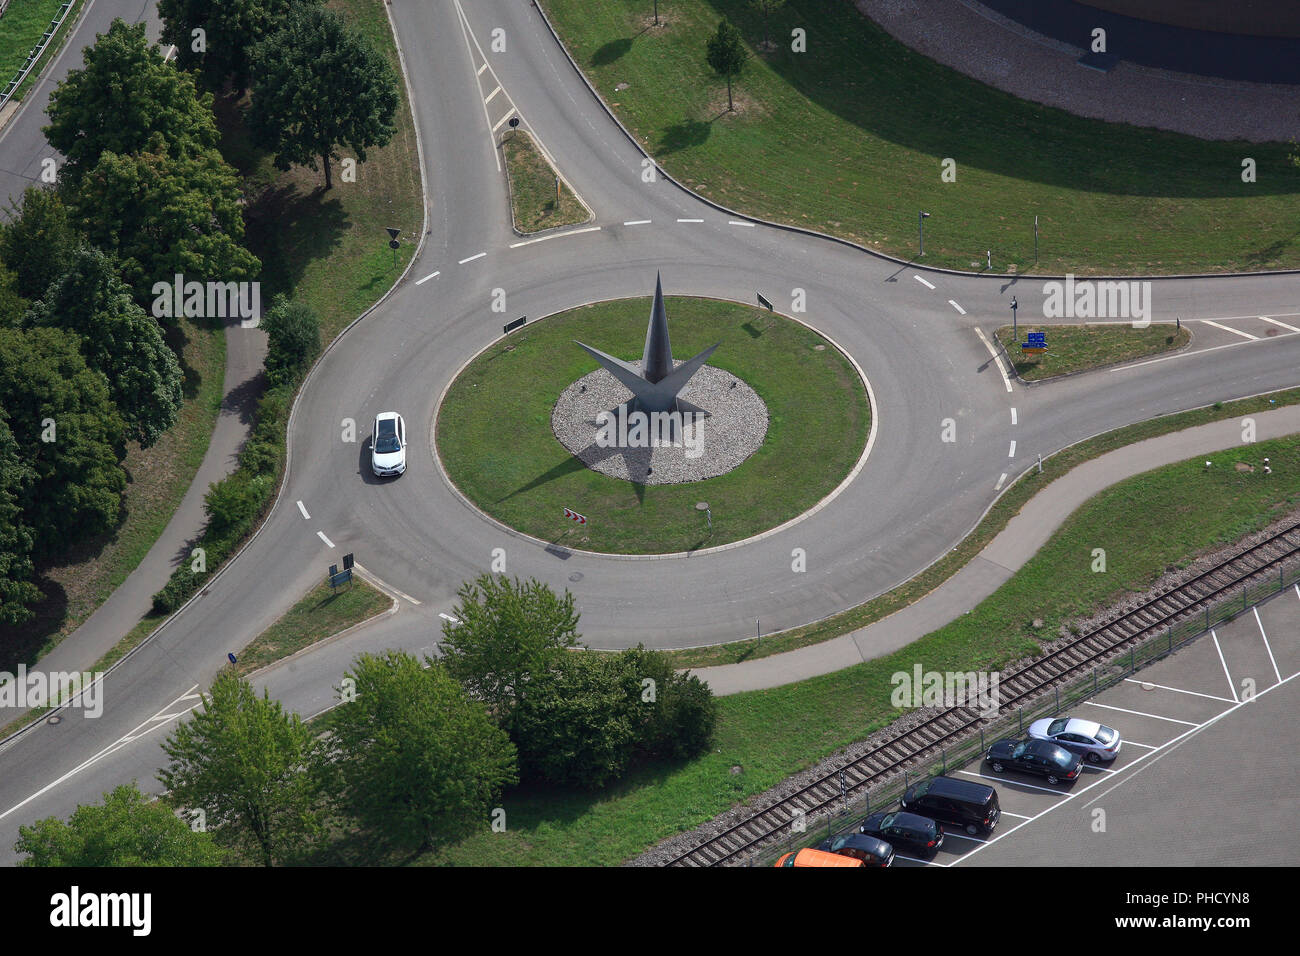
1027;716;1121;763
370;412;407;477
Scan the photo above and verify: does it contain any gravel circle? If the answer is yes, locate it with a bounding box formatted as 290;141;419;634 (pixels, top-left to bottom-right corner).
551;362;769;485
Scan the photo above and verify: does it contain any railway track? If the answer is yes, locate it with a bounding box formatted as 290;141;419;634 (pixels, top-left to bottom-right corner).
664;518;1300;867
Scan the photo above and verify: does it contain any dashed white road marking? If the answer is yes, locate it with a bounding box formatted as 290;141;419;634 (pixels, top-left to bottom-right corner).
415;270;440;285
1008;440;1017;458
296;500;310;520
1010;407;1017;425
676;218;704;223
948;299;966;315
439;612;461;624
974;327;1013;393
1200;319;1258;340
623;219;651;226
508;225;602;248
459;252;486;264
1121;678;1233;703
913;275;935;290
1259;315;1300;332
484;85;502;104
1210;629;1239;702
476;62;488;76
1082;701;1198;725
995;472;1007;491
317;531;335;549
729;220;755;227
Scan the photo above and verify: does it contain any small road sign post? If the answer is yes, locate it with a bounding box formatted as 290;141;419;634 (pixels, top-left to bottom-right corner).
1021;330;1047;354
386;227;400;270
503;315;526;335
563;507;587;525
919;210;930;256
1010;296;1018;341
756;292;773;311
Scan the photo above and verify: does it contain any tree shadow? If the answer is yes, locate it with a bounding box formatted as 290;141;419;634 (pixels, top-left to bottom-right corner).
591;36;634;66
0;574;68;672
162;321;203;401
243;183;351;303
658;118;712;155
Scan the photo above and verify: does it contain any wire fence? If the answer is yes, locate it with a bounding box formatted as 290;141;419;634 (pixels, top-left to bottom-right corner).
1;1;75;111
738;558;1300;866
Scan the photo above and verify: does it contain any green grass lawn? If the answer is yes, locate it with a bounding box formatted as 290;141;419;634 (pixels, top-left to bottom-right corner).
502;130;590;233
234;577;390;675
0;0;75;96
436;296;869;553
995;323;1191;380
419;433;1300;866
541;0;1300;274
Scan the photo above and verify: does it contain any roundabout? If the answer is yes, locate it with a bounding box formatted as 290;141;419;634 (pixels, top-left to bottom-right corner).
434;290;871;555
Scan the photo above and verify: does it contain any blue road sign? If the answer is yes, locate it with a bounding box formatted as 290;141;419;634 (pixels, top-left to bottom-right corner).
228;652;237;664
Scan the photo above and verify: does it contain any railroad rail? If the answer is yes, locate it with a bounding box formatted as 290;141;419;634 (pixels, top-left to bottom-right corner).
664;517;1300;867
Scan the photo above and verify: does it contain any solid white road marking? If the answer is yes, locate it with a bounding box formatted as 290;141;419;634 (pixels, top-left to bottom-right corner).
1008;440;1017;457
676;218;704;223
1210;629;1239;702
1123;740;1158;750
317;531;335;549
1253;607;1283;684
508;225;602;248
913;275;935;290
1200;319;1258;340
729;220;755;227
415;270;440;285
453;0;503;172
353;562;421;606
956;770;1068;795
974;327;1014;393
998;810;1033;820
948;299;966;315
484;85;502;103
296;500;310;519
1010;407;1017;425
995;472;1007;491
623;219;651;226
1259;315;1300;332
459;252;486;264
1082;701;1198;725
1121;678;1234;703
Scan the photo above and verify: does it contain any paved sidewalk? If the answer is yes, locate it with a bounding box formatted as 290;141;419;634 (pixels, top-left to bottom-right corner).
695;404;1300;695
858;0;1299;142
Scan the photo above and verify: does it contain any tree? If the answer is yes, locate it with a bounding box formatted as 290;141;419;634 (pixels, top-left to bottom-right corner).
0;413;40;626
158;671;329;866
0;264;26;327
0;187;79;301
260;295;320;385
14;782;225;866
624;646;717;760
0;327;126;556
328;652;516;858
438;575;580;730
750;0;786;49
511;651;642;788
247;5;398;189
706;20;749;112
24;246;183;447
44;20;219;185
159;0;320;93
65;139;260;298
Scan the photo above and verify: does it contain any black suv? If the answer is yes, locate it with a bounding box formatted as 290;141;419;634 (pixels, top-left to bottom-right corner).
900;775;1001;836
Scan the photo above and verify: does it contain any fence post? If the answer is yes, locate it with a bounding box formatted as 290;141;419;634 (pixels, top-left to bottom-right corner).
1055;685;1060;713
1018;707;1022;734
1094;667;1098;694
1205;607;1210;632
1130;646;1135;673
941;746;947;773
1168;625;1172;654
979;727;984;752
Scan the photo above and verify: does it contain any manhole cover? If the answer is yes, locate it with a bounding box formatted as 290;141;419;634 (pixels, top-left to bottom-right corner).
569;572;584;583
1140;682;1156;691
47;714;61;724
695;502;709;511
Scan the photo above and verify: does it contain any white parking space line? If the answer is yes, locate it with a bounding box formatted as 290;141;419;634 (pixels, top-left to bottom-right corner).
676;218;704;223
317;531;335;549
956;770;1070;795
999;810;1033;820
995;472;1007;491
1122;678;1234;703
974;327;1014;393
1010;407;1017;425
948;299;966;315
729;220;755;227
943;832;988;843
1123;740;1158;750
1008;440;1016;457
296;500;310;520
1253;607;1283;684
1200;319;1258;340
913;275;935;290
623;219;651;226
415;270;440;285
1259;315;1300;332
1090;764;1119;774
1081;701;1198;725
1210;629;1239;702
508;225;601;248
458;252;486;264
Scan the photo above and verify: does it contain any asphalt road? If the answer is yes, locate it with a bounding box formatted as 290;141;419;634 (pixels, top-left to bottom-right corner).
0;0;1297;862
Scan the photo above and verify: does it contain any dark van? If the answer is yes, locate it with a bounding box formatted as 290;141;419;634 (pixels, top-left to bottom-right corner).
899;776;1000;836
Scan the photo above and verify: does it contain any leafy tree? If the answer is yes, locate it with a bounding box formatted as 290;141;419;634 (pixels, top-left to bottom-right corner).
0;327;126;556
624;646;717;760
706;20;749;112
511;651;642;788
24;246;183;447
750;0;786;48
246;5;398;189
15;782;225;866
160;0;320;92
0;187;79;301
439;575;580;730
0;413;40;626
260;295;320;385
44;19;219;185
0;264;26;327
158;671;329;866
328;651;517;858
65;139;260;298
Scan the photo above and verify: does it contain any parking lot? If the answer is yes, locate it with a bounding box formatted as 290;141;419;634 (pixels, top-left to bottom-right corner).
883;585;1300;867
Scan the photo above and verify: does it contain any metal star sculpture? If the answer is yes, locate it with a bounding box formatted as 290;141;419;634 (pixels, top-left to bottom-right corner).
574;273;719;415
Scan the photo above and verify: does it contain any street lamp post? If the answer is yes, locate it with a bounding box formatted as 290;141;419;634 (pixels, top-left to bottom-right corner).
919;210;931;257
1010;296;1019;342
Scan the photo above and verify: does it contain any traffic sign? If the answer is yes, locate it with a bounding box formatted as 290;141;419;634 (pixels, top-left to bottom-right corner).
1022;331;1047;354
343;552;354;571
563;507;587;525
504;315;527;335
756;292;773;311
385;227;400;240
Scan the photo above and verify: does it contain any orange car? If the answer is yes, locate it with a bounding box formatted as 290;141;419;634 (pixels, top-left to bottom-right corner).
774;848;865;867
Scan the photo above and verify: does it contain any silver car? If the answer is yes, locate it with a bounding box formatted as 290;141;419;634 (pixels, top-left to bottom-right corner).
1027;717;1121;763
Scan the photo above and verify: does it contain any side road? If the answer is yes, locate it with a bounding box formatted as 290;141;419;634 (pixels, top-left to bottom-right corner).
694;405;1300;695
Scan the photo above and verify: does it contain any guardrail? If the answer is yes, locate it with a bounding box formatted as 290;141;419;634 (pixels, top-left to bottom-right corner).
0;1;75;111
738;557;1300;866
